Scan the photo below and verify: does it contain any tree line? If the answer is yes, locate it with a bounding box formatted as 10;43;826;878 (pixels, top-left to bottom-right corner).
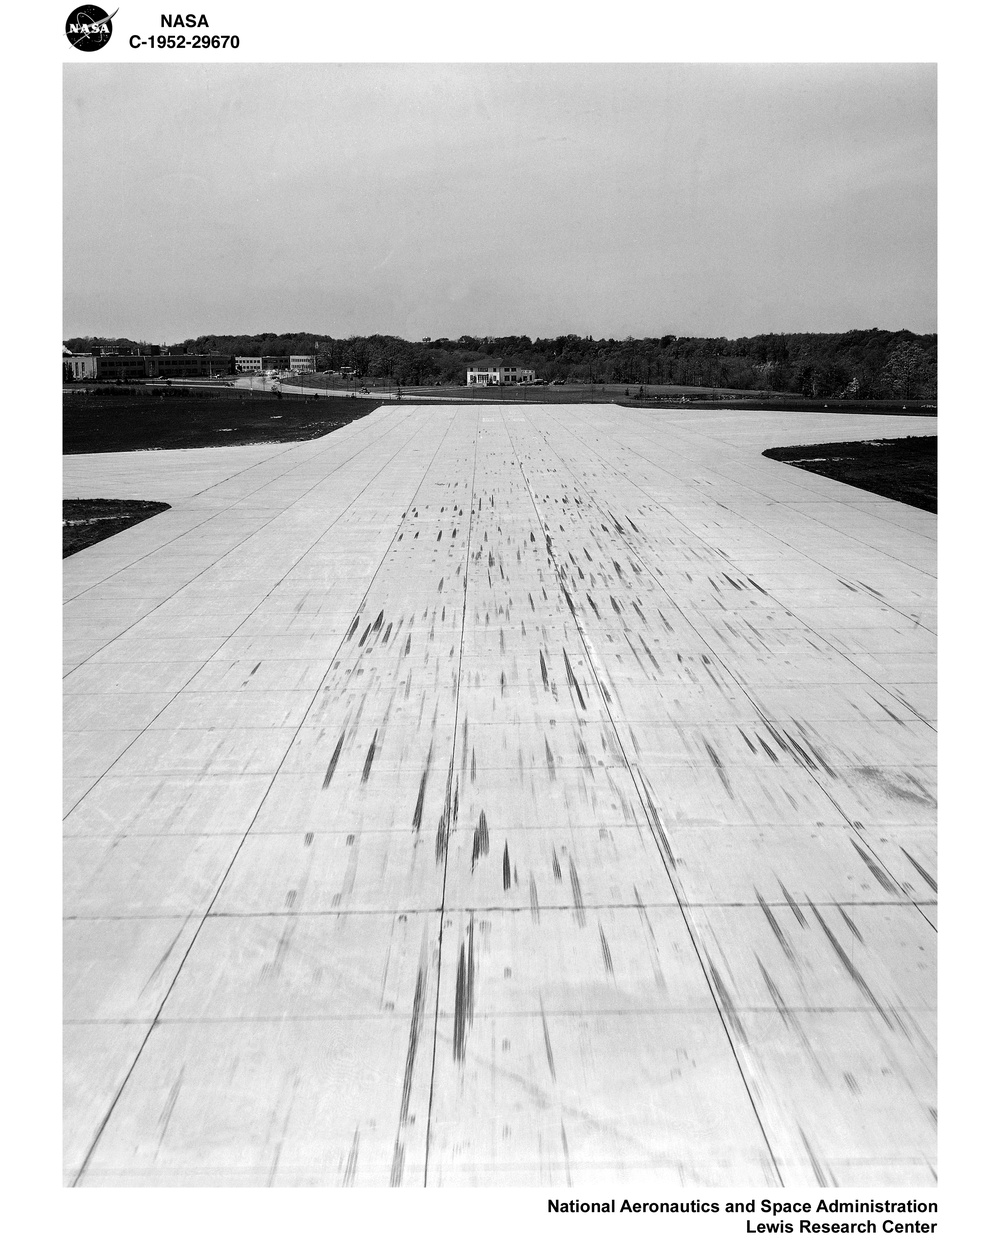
64;327;936;399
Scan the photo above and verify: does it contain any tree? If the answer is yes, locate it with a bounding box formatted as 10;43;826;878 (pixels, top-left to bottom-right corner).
408;352;436;386
375;346;398;381
814;362;850;397
879;343;928;400
348;338;372;378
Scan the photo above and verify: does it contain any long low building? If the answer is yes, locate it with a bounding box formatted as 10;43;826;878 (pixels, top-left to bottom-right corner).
88;355;231;380
64;352;316;381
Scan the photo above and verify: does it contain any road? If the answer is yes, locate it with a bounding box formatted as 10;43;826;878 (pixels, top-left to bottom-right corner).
64;404;936;1187
235;375;479;401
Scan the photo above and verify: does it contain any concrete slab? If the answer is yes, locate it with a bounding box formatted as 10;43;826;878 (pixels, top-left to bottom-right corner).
64;405;935;1187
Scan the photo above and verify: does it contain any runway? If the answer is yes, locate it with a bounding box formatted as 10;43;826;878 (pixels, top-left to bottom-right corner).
64;404;936;1187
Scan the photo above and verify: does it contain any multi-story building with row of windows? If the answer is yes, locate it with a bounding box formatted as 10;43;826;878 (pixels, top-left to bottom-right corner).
64;348;316;382
234;355;316;374
466;364;536;386
66;353;232;381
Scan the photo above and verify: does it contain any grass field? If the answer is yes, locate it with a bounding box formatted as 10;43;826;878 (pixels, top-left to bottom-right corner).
64;389;381;455
762;435;937;512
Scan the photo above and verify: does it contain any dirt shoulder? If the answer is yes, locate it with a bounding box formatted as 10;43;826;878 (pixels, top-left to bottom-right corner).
621;397;936;416
64;498;172;558
762;435;936;512
64;388;382;454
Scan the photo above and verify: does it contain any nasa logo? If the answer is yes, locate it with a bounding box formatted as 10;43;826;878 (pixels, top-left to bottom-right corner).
65;6;117;52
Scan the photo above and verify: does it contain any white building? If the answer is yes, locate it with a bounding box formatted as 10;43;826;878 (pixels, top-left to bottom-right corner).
289;355;316;373
467;364;536;386
63;349;97;380
235;357;263;373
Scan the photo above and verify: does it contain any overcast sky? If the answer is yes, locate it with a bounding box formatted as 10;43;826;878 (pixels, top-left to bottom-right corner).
63;63;936;342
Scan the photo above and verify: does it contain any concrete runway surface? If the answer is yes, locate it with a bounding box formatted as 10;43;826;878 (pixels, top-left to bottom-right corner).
64;405;936;1187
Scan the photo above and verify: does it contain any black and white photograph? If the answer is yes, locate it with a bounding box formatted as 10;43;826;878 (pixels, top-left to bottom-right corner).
39;4;972;1236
